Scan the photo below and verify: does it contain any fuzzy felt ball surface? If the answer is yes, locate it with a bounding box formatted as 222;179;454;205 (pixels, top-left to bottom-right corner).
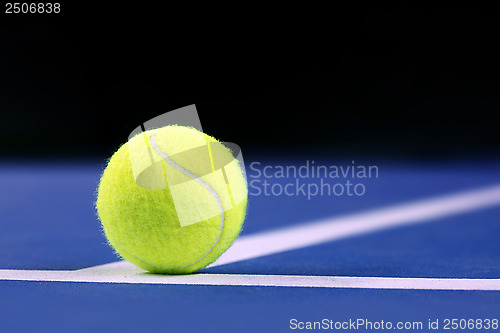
96;125;248;274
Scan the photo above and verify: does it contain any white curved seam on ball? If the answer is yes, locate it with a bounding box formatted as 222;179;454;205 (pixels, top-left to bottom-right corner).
149;133;225;268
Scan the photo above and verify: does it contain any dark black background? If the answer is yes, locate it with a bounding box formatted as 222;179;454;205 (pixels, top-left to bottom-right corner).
1;4;499;159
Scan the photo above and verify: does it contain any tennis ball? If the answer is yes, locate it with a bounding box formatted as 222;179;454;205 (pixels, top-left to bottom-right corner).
96;125;248;274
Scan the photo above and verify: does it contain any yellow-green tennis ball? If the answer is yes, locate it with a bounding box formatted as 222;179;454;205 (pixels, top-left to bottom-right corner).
96;125;248;274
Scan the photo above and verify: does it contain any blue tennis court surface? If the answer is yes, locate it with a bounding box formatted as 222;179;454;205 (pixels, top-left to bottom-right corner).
1;157;500;332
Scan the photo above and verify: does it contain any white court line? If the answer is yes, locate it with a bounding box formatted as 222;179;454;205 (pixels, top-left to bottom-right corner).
1;269;500;290
2;184;500;290
208;184;500;267
82;184;500;273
